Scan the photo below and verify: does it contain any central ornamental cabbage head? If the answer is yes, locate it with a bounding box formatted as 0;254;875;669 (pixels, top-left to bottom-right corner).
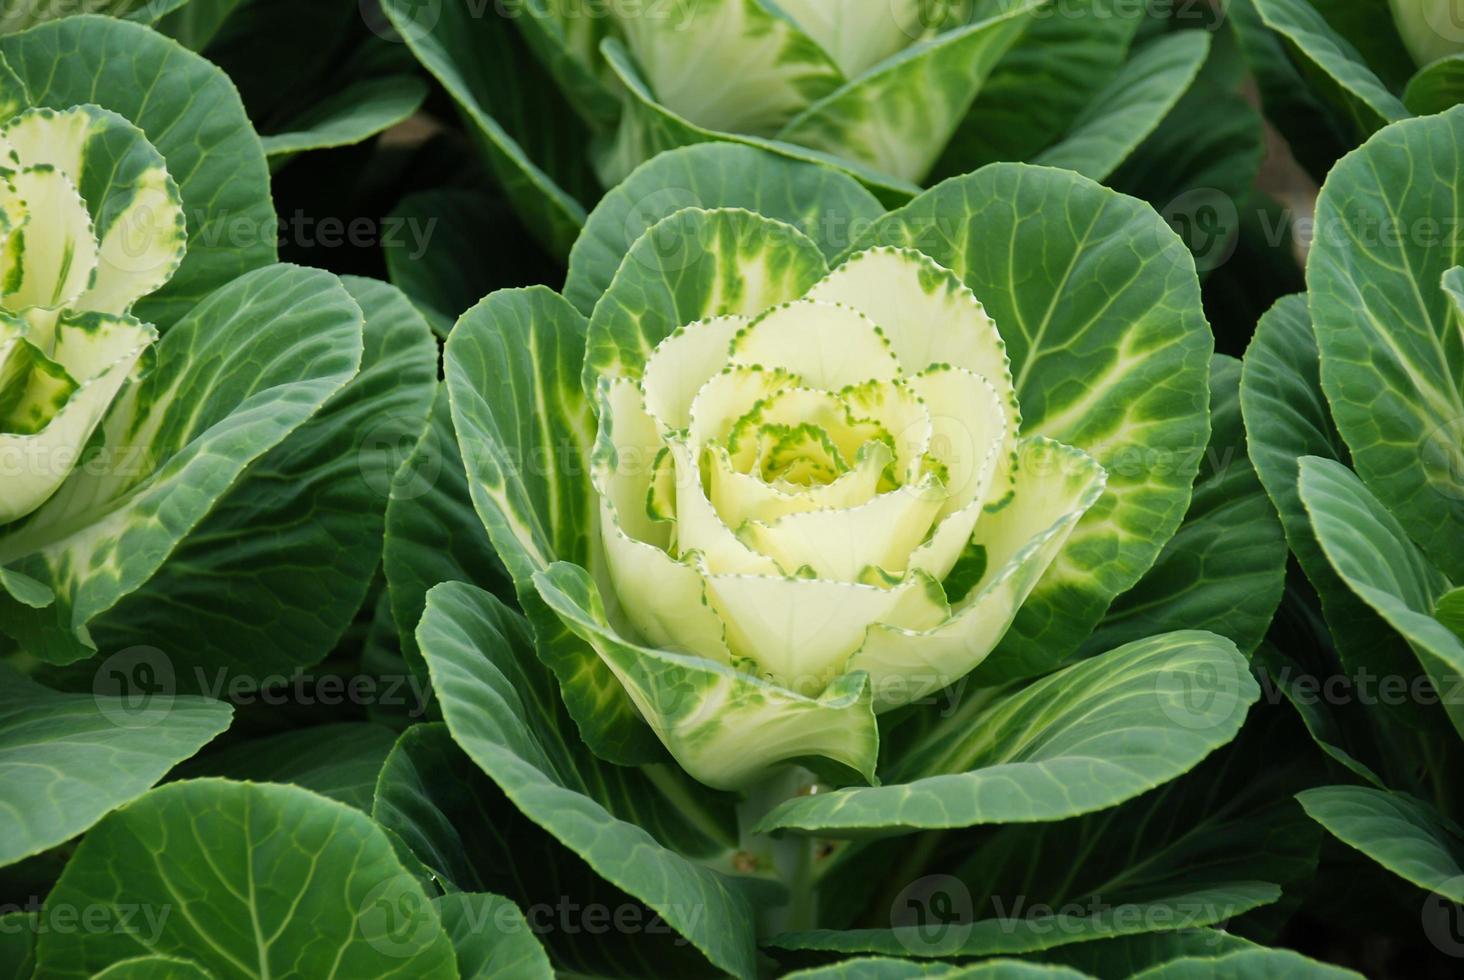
589;245;1106;778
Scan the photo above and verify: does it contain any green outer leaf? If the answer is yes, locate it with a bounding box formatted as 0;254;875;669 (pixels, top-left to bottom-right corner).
1251;641;1388;790
0;265;364;665
1403;53;1464;115
1105;78;1264;280
838;704;1313;962
1297;784;1464;902
1438;586;1464;641
0;664;230;868
0;565;50;608
414;581;757;978
173;723;400;812
1297;456;1464;738
766;883;1277;959
1084;355;1285;656
534;561;880;790
1308;107;1464;581
0;15;276;328
384;384;509;677
1034;30;1210;182
1131;947;1364;979
259;74;428;157
0;912;35;980
1252;0;1409;139
583;206;829;394
89;955;215;979
1229;0;1351;182
1308;0;1416;90
853;162;1212;680
930;0;1144;182
0;51;27;119
594;36;920;203
33;779;458;979
786;960;1086;979
373;723;732;975
757;631;1257;836
775;0;1041;184
0;1;192;32
445;285;661;763
380;0;592;260
1239;295;1421;688
89;276;435;686
564;142;884;317
509;0;619;130
1035;929;1257;978
434;892;553;980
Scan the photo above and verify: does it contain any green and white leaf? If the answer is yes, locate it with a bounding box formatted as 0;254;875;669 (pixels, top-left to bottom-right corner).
0;663;230;868
584;206;829;394
564;141;883;316
774;0;1041;184
413;582;758;977
535;561;880;789
757;630;1257;836
33;779;457;978
1085;355;1285;656
446;285;663;763
853;162;1213;680
0;15;275;327
89;276;434;688
0;265;364;664
593;35;921;200
615;0;842;139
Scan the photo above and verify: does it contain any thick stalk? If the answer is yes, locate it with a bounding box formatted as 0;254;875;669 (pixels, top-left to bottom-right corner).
736;766;820;936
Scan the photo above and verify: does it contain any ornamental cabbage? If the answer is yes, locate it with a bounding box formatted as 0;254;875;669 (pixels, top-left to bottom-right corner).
544;0;1031;185
593;246;1105;714
445;145;1223;792
0;103;182;523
